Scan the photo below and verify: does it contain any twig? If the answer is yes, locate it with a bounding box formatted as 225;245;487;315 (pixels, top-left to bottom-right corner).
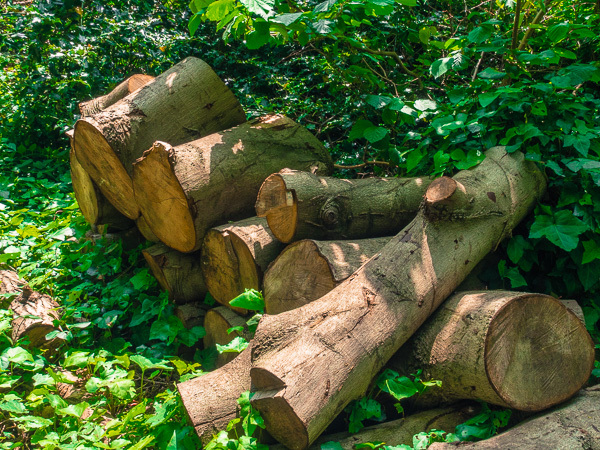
360;46;423;89
471;52;485;81
517;0;553;51
334;161;392;170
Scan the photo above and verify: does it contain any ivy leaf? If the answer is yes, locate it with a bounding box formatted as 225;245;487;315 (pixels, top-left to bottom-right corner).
577;260;600;291
12;415;53;429
216;336;249;353
0;398;27;414
529;210;588;251
365;95;392;109
63;350;91;369
130;355;172;373
321;443;344;450
149;316;185;344
582;241;600;264
229;289;264;311
498;260;527;288
58;401;89;418
507;235;531;264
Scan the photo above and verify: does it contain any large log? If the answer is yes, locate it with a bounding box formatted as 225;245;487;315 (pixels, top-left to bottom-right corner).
74;57;246;219
387;291;594;411
255;170;432;243
79;74;155;117
248;147;547;449
264;237;390;314
428;385;600;450
136;216;160;242
204;306;250;367
202;217;285;313
142;244;206;304
133;115;334;253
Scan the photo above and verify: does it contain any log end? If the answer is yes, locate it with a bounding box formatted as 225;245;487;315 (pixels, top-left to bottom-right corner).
73;119;139;219
142;247;171;294
255;173;297;243
485;295;595;411
136;215;160;242
132;141;196;253
70;147;101;225
204;306;248;367
425;177;457;204
127;74;155;93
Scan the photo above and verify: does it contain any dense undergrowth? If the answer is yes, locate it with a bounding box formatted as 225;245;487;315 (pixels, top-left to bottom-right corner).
0;0;599;448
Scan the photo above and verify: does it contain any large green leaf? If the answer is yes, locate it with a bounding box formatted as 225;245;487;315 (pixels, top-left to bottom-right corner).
529;210;588;251
430;57;452;79
240;0;274;19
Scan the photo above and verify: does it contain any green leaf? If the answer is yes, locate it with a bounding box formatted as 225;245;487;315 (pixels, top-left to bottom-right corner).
206;0;235;21
414;99;437;111
0;398;27;414
578;260;600;291
189;14;203;36
396;0;416;5
12;415;53;429
313;0;337;13
58;401;89;418
430;57;453;79
313;19;334;34
130;269;155;291
582;241;600;264
477;68;506;79
150;315;185;344
130;355;172;373
467;26;492;44
320;443;344;450
229;289;265;311
507;235;531;264
529;210;588;251
363;126;388;143
129;435;155;450
108;378;136;400
365;95;392;109
240;0;274;20
63;350;91;368
271;13;303;26
547;23;569;43
478;92;499;107
246;21;270;49
498;261;527;288
216;336;249;353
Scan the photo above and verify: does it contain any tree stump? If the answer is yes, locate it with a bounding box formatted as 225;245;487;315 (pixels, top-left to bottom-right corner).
74;57;246;219
263;237;390;314
142;244;206;304
248;147;546;449
202;217;284;312
79;74;155;117
387;291;594;412
133;115;333;252
204;306;250;367
255;170;432;243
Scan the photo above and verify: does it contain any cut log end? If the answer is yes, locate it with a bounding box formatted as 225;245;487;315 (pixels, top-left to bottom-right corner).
142;248;171;293
256;174;297;243
484;294;594;411
126;74;155;93
425;177;457;204
133;142;196;252
73;119;138;219
204;307;248;366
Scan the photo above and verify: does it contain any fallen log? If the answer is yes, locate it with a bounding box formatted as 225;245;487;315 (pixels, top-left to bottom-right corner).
255;170;432;243
428;385;600;450
202;217;284;312
204;306;250;367
79;74;155;117
264;237;390;314
133;115;333;252
74;57;246;219
136;216;160;242
387;291;594;411
249;147;547;449
142;244;206;304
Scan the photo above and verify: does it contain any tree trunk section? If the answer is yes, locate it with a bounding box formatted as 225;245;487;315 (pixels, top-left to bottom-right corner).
202;216;285;313
0;270;27;297
133;115;333;252
264;237;390;314
136;215;160;242
428;385;600;450
387;291;594;412
78;74;155;117
74;57;246;219
204;306;250;367
248;147;547;449
142;243;206;304
255;170;432;243
175;303;207;329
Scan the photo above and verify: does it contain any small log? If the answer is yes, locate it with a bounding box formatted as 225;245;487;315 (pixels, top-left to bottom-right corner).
248;147;546;449
0;270;26;298
142;244;206;304
202;217;284;312
204;306;250;367
255;170;432;243
136;215;160;242
387;291;594;412
133;115;333;252
428;385;600;450
175;304;207;330
79;74;155;117
74;57;246;219
264;237;390;314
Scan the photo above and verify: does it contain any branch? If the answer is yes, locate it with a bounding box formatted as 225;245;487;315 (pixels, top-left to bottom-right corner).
334;161;392;170
361;46;424;89
511;0;523;50
517;0;553;51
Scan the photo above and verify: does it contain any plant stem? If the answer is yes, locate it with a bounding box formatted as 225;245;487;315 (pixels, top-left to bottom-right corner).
511;0;523;50
517;0;553;50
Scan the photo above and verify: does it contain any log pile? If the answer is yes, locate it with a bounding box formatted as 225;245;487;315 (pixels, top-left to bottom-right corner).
68;58;596;449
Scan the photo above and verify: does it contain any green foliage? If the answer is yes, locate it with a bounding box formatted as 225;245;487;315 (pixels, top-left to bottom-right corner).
454;403;511;442
229;288;265;311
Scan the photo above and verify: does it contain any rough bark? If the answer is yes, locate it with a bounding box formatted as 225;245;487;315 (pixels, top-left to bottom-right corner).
0;270;26;297
142;243;206;304
133;115;333;252
78;74;155;117
255;170;432;243
74;57;246;219
386;291;594;412
202;216;285;313
204;306;250;368
428;385;600;450
136;215;160;242
175;303;207;330
268;404;477;450
248;147;547;449
264;237;390;314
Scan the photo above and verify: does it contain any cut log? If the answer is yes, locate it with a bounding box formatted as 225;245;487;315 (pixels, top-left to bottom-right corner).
268;404;477;450
136;216;160;242
133;115;333;252
255;170;432;243
175;304;207;330
204;306;250;367
70;140;132;229
0;270;26;297
74;57;246;219
142;244;206;304
264;237;390;314
248;147;547;449
386;291;594;411
202;217;285;312
428;385;600;450
79;74;155;117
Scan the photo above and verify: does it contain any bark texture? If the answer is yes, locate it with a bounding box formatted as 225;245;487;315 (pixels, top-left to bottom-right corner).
249;147;547;449
204;306;250;367
142;243;206;304
202;216;285;312
74;57;246;219
78;74;155;117
387;291;594;411
428;385;600;450
255;170;432;243
133;115;333;252
175;304;207;330
264;237;390;314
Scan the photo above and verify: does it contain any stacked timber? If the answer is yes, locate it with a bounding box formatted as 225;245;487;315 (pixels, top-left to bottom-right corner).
68;59;596;450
